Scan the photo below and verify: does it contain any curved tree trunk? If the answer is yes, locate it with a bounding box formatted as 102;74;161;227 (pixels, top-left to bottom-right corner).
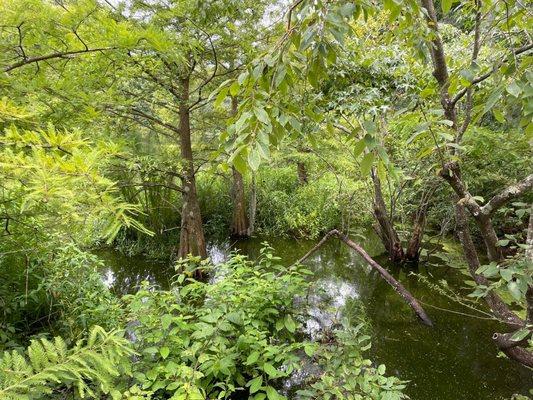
177;76;207;259
453;199;522;326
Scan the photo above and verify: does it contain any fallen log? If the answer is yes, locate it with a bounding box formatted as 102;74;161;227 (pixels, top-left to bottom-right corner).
295;229;433;327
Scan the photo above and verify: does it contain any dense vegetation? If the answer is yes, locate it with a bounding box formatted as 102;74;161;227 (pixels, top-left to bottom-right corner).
0;0;531;398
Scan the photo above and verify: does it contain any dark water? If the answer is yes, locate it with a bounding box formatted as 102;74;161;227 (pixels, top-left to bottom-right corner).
95;235;532;400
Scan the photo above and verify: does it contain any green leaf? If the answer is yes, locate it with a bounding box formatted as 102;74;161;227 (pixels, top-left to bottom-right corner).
353;139;366;158
247;375;263;394
254;107;270;125
284;315;296;333
506;81;522;97
493;109;505;123
226;311;243;326
229;81;240;97
360;153;374;176
246;351;260;365
161;314;172;329
483;87;504;113
304;343;317;357
441;0;453;13
273;65;287;88
159;347;170;359
507;281;522;301
215;87;229;108
340;3;356;16
510;328;530;341
248;147;261;171
263;363;278;378
500;268;514;282
266;386;281;400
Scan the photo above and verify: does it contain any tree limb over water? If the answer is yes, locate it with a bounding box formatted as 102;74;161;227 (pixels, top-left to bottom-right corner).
295;229;433;327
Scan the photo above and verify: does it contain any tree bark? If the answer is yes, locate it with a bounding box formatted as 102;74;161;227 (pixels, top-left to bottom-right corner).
440;162;503;262
420;0;457;126
524;204;533;263
405;208;427;263
491;204;533;368
296;229;433;326
248;173;257;236
229;97;249;237
297;161;308;184
177;76;207;259
453;200;522;326
371;169;404;262
406;187;434;263
231;166;249;237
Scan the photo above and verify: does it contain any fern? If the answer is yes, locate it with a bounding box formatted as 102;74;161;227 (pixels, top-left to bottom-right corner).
0;325;133;399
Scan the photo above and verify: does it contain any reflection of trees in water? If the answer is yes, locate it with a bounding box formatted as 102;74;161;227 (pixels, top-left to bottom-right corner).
97;250;172;295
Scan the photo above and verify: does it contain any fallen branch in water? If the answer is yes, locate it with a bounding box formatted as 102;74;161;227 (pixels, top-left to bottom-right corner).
295;229;433;327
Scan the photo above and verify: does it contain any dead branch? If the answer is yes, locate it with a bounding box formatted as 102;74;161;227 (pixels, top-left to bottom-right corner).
295;229;433;326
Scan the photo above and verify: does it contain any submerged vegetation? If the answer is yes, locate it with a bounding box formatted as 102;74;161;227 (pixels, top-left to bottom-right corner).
0;0;532;398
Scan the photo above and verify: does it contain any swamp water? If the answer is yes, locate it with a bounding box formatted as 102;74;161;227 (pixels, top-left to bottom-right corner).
96;235;532;400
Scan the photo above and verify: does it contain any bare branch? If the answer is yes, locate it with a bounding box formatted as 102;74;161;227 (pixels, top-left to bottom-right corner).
296;229;433;326
481;174;533;216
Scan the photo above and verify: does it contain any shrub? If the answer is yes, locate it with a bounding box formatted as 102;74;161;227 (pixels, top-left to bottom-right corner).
121;246;407;400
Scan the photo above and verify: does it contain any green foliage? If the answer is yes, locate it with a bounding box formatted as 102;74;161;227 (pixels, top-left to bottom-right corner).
0;124;150;250
298;323;407;400
255;167;343;239
123;248;309;399
121;247;405;400
0;244;123;350
0;325;133;400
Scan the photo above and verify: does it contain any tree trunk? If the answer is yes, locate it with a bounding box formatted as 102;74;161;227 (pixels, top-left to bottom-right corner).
405;210;427;263
525;205;533;326
297;161;308;184
454;199;522;326
229;97;249;237
440;162;503;262
248;173;257;236
405;188;434;263
177;76;207;259
231;166;249;237
371;169;404;262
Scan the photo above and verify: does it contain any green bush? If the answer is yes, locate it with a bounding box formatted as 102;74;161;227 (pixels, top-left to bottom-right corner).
255;167;344;239
120;247;407;400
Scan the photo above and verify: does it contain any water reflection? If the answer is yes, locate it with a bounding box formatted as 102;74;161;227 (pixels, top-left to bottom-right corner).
95;234;533;399
304;278;359;340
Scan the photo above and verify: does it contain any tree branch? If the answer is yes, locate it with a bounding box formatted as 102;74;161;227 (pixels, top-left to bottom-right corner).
3;47;117;73
481;174;533;216
295;229;433;326
451;42;533;106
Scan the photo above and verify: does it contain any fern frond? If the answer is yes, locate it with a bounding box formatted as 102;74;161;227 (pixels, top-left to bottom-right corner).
0;325;133;400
